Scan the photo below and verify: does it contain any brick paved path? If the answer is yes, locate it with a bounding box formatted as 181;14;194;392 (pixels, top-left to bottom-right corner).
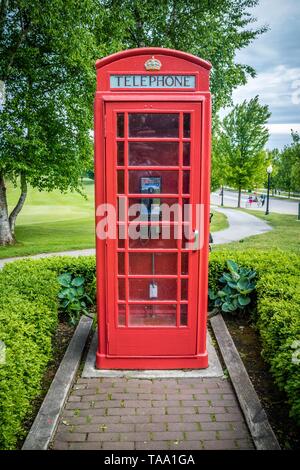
51;377;254;450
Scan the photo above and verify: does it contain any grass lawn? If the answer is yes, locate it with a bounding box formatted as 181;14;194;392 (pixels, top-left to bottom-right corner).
0;182;229;259
210;210;229;233
215;209;300;253
0;180;95;259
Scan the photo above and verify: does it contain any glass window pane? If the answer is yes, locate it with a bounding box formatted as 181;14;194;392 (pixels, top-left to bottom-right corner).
129;170;178;194
129;142;178;166
183;171;190;194
129;278;177;301
183;142;190;166
180;304;188;326
181;253;189;275
129;304;176;326
117;170;124;194
129;253;177;275
117;113;124;137
118;253;125;274
181;279;188;300
129;113;179;138
183;113;190;138
118;304;125;326
118;278;125;300
117;141;124;166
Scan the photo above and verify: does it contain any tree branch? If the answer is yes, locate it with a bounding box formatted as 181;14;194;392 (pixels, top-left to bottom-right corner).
9;172;27;235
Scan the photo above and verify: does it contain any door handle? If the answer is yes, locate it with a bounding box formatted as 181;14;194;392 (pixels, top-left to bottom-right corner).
193;229;199;251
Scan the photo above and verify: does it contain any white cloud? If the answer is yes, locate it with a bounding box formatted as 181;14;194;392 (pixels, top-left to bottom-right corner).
266;124;300;134
231;65;300;109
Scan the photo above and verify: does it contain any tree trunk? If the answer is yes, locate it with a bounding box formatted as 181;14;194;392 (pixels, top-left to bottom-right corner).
9;173;27;236
0;173;14;245
237;187;241;208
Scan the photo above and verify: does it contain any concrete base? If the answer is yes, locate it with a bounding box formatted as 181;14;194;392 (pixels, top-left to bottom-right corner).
82;330;224;378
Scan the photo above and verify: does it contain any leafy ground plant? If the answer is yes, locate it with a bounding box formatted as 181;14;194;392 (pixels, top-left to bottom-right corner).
209;259;256;314
58;272;92;325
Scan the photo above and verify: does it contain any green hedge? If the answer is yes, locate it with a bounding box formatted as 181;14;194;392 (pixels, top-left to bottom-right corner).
0;256;96;450
1;251;299;447
210;249;300;425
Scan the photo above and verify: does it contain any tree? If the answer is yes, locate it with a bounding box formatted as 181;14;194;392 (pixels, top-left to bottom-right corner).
274;131;300;196
211;118;229;192
0;0;266;245
0;0;97;245
94;0;267;112
219;96;271;207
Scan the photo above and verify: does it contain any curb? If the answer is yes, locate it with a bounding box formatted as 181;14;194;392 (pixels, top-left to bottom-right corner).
22;315;93;450
210;314;280;450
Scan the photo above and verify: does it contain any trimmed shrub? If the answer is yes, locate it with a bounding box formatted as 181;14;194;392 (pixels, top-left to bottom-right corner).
0;264;59;449
209;249;300;425
0;256;96;449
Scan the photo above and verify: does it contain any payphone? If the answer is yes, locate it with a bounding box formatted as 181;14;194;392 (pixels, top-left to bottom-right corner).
94;48;211;369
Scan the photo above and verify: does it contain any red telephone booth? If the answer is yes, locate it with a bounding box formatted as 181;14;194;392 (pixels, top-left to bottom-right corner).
94;48;211;369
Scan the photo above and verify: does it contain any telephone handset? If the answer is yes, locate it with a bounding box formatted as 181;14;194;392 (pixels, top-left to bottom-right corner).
140;177;161;239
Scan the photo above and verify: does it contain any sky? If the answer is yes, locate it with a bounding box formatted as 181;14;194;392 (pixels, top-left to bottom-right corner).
226;0;300;150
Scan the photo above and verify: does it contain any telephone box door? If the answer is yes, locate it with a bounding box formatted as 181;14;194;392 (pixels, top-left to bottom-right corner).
105;101;203;357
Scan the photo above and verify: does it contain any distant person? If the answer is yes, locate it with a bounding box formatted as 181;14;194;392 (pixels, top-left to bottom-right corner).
247;195;253;206
260;194;266;207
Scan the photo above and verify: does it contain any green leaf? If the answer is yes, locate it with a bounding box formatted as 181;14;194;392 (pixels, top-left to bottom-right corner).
221;302;236;312
58;273;72;287
72;276;85;287
238;295;251;306
217;290;227;297
227;260;239;274
237;277;250;291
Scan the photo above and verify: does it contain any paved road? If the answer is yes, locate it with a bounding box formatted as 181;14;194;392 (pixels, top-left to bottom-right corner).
0;248;95;268
212;207;272;245
211;190;299;215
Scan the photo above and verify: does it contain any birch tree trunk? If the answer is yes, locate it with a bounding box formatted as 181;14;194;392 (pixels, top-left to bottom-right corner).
0;173;14;245
9;173;27;236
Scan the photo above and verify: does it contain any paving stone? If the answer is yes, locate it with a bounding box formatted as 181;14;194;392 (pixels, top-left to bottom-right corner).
87;432;121;442
214;413;244;422
168;441;204;450
151;431;184;441
197;421;232;431
217;430;250;440
51;441;70;450
55;432;87;442
102;442;135;450
137;407;166;416
136;423;166;432
236;438;255;449
68;442;103;450
68;395;82;402
203;439;239;450
136;441;170;450
166;422;200;432
120;415;151;424
108;408;137;416
151;414;182;423
120;432;150;442
185;431;216;441
167;406;196;415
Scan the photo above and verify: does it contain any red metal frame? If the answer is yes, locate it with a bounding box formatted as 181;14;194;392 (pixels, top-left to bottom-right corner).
95;48;211;369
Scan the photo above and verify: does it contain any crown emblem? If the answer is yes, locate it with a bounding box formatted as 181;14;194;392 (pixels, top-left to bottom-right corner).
144;56;161;71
